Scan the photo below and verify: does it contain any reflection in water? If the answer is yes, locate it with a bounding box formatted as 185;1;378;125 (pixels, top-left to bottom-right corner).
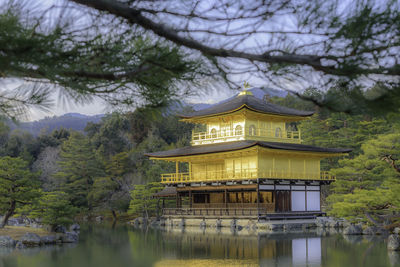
153;228;323;267
0;224;396;267
292;238;321;267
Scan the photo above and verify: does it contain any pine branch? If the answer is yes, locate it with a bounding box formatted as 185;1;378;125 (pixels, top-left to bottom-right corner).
71;0;400;77
381;155;400;173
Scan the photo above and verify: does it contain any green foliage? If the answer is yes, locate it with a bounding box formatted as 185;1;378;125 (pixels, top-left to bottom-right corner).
85;113;130;158
88;152;133;215
0;156;41;227
0;121;10;153
0;156;41;209
299;114;390;170
327;133;400;225
128;182;164;219
55;132;104;208
0;108;195;220
129;133;176;183
28;191;78;228
89;177;120;210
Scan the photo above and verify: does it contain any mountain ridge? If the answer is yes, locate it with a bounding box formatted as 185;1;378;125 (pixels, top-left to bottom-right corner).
11;87;286;135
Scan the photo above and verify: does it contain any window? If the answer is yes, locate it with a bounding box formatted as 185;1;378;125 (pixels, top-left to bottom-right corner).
210;193;224;203
221;124;229;137
249;125;256;136
259;191;274;203
193;194;207;203
275;127;282;138
210;128;217;138
235;125;243;136
228;192;238;203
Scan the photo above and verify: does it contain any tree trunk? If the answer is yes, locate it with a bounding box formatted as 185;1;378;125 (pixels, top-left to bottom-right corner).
111;210;117;221
0;200;16;228
365;212;382;227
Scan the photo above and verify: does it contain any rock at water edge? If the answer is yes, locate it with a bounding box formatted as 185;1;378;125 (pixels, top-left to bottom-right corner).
0;236;15;247
41;235;57;244
69;223;80;232
343;224;363;235
388;234;400;251
20;233;41;247
62;232;79;243
54;225;67;233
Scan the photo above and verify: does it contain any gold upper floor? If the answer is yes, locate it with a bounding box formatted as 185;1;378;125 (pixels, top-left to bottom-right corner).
152;146;339;184
186;108;304;146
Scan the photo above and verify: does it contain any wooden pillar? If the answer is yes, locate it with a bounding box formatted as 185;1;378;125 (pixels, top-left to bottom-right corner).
305;185;308;212
257;181;260;216
240;155;243;178
189;190;192;209
176;161;179;179
224;189;228;210
205;162;207;180
241;190;244;215
272;157;275;177
189;162;192;181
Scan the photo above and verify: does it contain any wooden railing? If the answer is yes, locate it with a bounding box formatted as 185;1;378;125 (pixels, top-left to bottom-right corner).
192;127;301;145
161;169;334;183
163;207;264;217
163;208;325;218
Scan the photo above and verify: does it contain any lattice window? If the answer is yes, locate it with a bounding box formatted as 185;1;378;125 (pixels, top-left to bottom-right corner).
210;128;217;138
235;125;243;136
249;125;256;136
275;127;282;138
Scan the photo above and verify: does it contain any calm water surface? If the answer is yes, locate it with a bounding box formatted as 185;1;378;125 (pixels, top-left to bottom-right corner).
0;224;399;267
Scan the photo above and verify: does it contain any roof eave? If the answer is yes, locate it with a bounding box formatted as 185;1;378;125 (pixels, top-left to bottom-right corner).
179;105;314;121
146;143;352;159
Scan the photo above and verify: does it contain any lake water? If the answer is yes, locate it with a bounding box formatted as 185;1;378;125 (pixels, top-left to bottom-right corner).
0;224;398;267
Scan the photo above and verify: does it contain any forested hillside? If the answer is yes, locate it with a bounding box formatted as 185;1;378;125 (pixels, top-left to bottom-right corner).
9;113;104;136
0;106;194;225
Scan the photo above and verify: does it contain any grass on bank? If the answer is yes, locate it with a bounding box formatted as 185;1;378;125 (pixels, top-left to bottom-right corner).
0;226;51;239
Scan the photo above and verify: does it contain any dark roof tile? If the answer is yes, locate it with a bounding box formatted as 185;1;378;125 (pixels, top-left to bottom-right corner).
146;141;351;158
181;94;314;118
153;187;176;197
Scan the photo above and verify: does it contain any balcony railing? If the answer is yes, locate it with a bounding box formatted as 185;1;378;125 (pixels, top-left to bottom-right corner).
161;168;334;184
191;127;301;145
163;207;263;217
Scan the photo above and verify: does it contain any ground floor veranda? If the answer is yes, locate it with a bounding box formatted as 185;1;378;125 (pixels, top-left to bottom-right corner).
158;180;327;220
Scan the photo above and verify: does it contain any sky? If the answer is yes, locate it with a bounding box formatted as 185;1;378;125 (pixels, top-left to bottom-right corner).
26;85;236;121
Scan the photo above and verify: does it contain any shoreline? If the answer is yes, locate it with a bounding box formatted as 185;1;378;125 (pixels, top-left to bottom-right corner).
129;216;399;237
0;225;80;249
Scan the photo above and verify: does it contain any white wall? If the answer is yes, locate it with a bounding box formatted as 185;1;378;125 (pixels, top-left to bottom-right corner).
292;238;321;266
306;191;321;211
291;189;320;212
291;191;306;211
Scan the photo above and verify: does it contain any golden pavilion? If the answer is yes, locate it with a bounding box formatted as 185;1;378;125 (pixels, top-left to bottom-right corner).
147;90;350;219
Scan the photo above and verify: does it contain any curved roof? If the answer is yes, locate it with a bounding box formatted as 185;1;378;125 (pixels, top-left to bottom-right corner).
181;93;314;119
146;141;351;158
